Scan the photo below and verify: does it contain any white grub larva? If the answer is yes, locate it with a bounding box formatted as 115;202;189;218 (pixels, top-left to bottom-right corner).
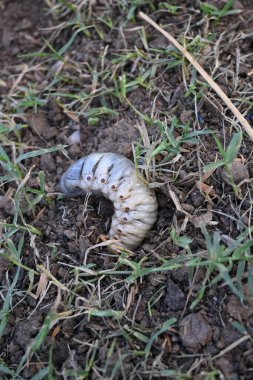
60;152;158;250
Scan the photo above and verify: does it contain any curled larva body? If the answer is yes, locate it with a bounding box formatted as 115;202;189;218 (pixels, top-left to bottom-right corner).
60;153;158;250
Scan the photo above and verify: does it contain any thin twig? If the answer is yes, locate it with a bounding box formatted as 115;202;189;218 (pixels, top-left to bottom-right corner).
139;12;253;141
212;334;251;360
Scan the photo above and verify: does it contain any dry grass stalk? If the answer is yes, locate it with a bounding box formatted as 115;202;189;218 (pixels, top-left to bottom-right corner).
196;181;216;197
139;12;253;141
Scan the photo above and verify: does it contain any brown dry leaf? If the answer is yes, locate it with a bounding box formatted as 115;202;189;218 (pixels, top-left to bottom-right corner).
202;168;216;182
28;272;48;300
162;333;172;353
63;109;80;123
36;272;48;299
125;284;139;311
51;325;61;339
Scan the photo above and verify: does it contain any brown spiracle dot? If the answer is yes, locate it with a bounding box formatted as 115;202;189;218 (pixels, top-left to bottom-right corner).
124;207;130;212
87;176;91;181
118;228;122;233
119;195;124;199
123;217;128;221
111;185;116;190
101;178;105;183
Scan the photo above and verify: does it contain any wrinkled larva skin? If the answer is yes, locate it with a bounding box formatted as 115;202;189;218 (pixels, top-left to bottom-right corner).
60;153;158;250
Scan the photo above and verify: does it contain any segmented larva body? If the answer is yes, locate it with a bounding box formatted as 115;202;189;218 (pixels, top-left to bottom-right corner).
60;153;158;250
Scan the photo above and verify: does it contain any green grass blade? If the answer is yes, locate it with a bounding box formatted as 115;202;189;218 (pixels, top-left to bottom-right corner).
0;266;20;338
16;145;66;164
144;318;177;356
224;132;242;164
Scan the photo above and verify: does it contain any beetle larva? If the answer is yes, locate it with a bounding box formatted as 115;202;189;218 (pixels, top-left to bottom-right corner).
60;152;158;250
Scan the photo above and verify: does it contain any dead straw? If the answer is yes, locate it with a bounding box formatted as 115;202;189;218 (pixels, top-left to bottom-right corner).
139;11;253;141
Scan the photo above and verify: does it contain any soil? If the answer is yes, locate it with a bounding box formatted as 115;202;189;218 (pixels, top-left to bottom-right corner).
0;0;253;379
